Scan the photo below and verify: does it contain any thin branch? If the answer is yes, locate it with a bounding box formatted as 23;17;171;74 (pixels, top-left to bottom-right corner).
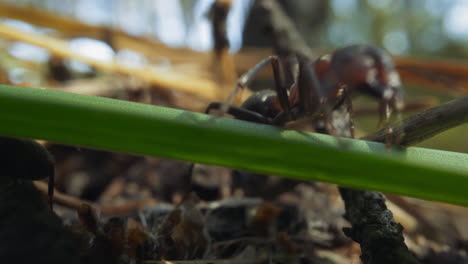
363;96;468;146
395;56;468;94
209;0;237;99
210;0;232;56
254;0;314;59
144;259;262;264
34;181;153;217
354;97;438;116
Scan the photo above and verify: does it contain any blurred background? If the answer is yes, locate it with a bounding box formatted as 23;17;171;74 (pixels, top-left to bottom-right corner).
5;0;468;54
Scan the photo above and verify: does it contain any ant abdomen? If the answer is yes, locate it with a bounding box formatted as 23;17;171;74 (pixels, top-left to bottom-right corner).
240;90;281;120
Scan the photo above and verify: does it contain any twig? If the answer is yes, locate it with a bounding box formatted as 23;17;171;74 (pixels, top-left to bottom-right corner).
353;97;438;116
395;56;468;94
209;0;237;99
144;259;262;264
254;0;314;59
210;0;232;57
34;181;154;217
363;96;468;146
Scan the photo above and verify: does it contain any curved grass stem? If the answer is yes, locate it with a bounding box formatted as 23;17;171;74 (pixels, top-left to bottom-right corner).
0;85;467;206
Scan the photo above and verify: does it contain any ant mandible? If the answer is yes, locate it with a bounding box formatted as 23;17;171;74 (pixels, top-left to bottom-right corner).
206;44;404;138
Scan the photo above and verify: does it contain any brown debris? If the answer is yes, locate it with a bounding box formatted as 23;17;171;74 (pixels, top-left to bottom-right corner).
249;202;282;237
158;193;210;260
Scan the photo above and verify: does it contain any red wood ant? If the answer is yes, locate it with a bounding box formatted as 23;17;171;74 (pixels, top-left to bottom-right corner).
206;44;404;138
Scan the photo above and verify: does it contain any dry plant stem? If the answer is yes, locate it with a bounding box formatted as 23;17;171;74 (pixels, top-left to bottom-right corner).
209;0;237;99
33;181;152;217
256;0;314;59
34;181;89;210
395;56;468;94
144;260;262;264
257;1;419;263
0;1;270;85
0;23;218;101
0;2;208;65
353;97;438;117
211;0;231;56
364;96;468;146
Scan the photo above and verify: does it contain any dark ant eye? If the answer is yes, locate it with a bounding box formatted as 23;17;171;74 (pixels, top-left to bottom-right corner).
0;136;55;181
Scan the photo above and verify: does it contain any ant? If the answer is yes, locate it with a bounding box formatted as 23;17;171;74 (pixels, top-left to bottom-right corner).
206;44;404;138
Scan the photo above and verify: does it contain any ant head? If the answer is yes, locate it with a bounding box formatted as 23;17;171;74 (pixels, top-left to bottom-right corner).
328;45;404;115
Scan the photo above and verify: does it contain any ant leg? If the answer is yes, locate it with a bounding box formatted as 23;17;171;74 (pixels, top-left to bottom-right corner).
206;102;272;124
378;102;403;148
270;57;291;115
378;101;391;126
220;56;291;117
297;56;338;134
341;91;355;138
297;56;324;113
297;56;355;141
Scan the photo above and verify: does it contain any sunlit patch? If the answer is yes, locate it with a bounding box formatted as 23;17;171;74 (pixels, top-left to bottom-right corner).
147;56;172;72
186;0;253;52
328;22;361;46
9;42;50;63
66;60;94;74
3;19;38;34
361;57;375;67
68;38;115;62
320;54;332;61
186;0;216;51
379;52;394;67
153;0;186;47
74;0;111;25
383;88;394;100
367;0;393;9
387;71;401;88
444;2;468;40
227;0;254;52
8;67;38;85
419;26;446;52
383;31;409;54
423;0;447;17
366;68;378;85
331;0;358;16
116;49;147;69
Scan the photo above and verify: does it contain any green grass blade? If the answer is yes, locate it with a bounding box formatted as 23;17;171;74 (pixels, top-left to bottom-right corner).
0;85;467;205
